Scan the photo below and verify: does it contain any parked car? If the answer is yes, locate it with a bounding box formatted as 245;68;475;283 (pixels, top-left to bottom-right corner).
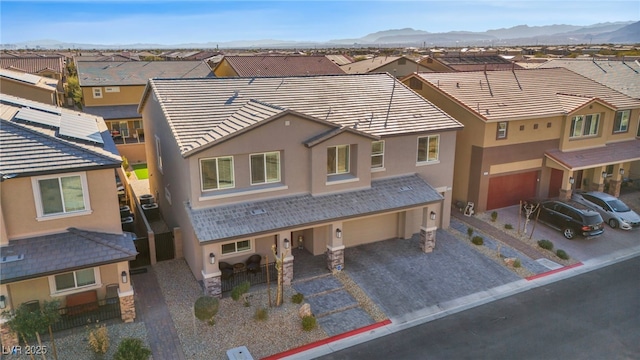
525;199;605;239
571;191;640;230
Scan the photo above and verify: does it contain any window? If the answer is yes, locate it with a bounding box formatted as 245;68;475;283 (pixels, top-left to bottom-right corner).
221;239;251;255
155;136;163;172
119;121;129;137
519;125;525;131
105;86;120;93
613;110;630;133
371;141;384;169
409;77;423;90
327;145;350;175
570;114;600;138
201;156;234;190
92;87;102;98
250;152;280;185
33;173;88;217
417;135;439;163
53;268;97;292
496;122;508;139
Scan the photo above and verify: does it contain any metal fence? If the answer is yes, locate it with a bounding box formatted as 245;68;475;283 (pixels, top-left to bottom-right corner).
50;298;121;332
221;262;278;293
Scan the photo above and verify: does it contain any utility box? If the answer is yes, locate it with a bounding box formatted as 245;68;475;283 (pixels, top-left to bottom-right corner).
226;346;254;360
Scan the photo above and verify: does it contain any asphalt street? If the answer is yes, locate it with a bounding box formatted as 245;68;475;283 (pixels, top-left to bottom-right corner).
317;255;640;360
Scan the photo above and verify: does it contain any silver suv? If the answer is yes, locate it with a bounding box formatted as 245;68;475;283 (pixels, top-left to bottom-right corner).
571;191;640;230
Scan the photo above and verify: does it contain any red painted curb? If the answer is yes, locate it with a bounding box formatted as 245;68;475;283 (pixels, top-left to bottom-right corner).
261;319;392;360
525;262;583;281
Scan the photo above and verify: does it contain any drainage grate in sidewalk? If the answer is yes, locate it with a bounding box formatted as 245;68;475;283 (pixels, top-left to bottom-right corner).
536;258;563;270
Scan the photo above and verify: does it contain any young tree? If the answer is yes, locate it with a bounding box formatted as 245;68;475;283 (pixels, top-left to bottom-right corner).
1;299;61;360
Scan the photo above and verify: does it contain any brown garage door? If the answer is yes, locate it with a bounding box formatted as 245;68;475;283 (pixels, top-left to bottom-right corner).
487;171;538;210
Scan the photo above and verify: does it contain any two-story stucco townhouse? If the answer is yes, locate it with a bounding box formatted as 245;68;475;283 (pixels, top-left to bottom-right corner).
0;94;137;348
403;67;640;212
138;73;463;297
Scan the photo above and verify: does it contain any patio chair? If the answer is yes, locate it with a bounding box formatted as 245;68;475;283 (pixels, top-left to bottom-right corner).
219;262;234;280
246;254;262;274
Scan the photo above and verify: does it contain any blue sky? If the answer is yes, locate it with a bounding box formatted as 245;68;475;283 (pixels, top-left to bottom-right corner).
1;1;638;45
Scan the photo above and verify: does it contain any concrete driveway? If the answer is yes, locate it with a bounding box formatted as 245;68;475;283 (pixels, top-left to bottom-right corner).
342;230;520;319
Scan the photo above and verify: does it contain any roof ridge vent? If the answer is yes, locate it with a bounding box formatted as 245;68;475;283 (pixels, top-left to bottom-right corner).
250;209;266;215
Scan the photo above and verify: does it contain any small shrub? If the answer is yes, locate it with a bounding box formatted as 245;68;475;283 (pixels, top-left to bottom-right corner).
513;258;522;268
556;249;569;260
538;239;554;251
122;156;130;170
490;211;498;222
231;281;251;301
88;324;109;354
291;293;304;304
471;236;484;246
254;307;268;321
504;224;513;230
194;296;219;324
302;315;317;331
126;171;131;178
467;227;474;238
113;338;151;360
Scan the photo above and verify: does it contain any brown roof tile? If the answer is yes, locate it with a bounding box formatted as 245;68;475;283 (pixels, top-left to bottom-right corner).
219;55;345;76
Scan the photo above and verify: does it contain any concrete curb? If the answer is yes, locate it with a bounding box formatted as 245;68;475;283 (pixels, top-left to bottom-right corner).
274;244;640;360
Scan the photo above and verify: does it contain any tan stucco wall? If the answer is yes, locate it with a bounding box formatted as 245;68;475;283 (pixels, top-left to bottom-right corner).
82;85;145;107
373;60;431;78
1;169;122;239
213;60;240;77
560;105;638;151
0;79;57;105
118;143;147;164
343;212;398;247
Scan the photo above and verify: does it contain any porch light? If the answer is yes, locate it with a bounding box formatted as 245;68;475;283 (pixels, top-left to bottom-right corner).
569;177;575;184
602;171;607;179
0;295;5;309
283;238;290;249
209;253;215;265
430;211;437;220
121;271;128;284
336;228;342;238
620;168;625;176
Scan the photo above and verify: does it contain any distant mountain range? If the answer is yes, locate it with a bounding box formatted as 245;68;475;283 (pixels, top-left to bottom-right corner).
2;21;638;50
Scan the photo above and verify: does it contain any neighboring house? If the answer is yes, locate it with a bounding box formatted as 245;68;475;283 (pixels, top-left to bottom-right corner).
138;73;462;297
0;94;137;348
340;56;431;78
419;54;523;72
403;68;640;212
0;55;65;81
212;55;345;77
0;68;61;105
76;60;214;163
325;54;354;66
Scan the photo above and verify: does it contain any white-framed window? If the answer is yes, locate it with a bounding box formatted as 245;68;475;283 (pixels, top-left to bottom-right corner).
327;145;350;175
250;152;280;185
613;110;630;133
570;114;600;138
221;239;251;255
32;173;90;218
49;268;101;294
155;136;163;173
105;86;120;93
371;140;384;169
200;156;234;191
496;122;508;139
92;87;102;98
417;135;439;163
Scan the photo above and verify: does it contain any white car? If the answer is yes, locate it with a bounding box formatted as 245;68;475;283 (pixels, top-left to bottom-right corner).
572;191;640;230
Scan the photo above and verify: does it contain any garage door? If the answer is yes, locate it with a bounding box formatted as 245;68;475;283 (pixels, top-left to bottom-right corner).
487;171;538;210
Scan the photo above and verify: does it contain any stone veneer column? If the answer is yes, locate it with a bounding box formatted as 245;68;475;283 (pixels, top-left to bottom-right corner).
420;226;437;253
559;188;572;201
608;179;622;198
0;319;18;349
283;256;294;286
326;245;345;271
118;289;136;323
202;271;222;299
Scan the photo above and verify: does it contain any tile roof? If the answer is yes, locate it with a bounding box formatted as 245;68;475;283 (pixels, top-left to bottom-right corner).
432;55;522;71
414;68;640;122
218;56;345;76
0;56;64;74
545;139;640;171
187;174;442;243
340;56;401;74
143;73;463;155
77;60;214;86
82;105;141;120
537;58;640;99
325;54;354;66
0;228;137;284
0;94;121;179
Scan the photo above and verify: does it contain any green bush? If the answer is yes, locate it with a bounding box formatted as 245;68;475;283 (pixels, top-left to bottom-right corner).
113;338;151;360
556;249;569;260
302;315;317;331
513;258;522;268
504;224;513;230
467;227;474;238
538;239;554;251
194;296;219;325
254;307;268;321
471;236;484;246
291;293;304;304
231;281;251;301
490;211;498;222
